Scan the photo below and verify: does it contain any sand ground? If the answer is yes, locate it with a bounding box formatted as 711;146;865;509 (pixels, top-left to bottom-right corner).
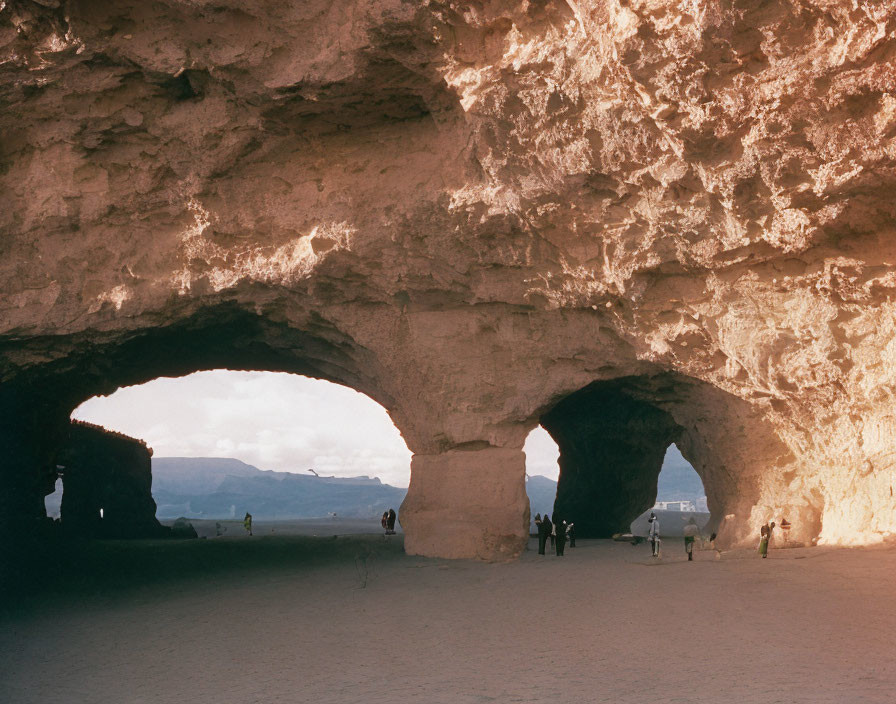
175;517;403;539
2;532;894;704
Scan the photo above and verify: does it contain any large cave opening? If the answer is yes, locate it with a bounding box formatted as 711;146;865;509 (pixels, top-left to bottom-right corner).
0;304;417;539
539;375;722;539
60;369;412;535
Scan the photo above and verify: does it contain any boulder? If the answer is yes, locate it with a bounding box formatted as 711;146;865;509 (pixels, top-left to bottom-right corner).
169;518;198;540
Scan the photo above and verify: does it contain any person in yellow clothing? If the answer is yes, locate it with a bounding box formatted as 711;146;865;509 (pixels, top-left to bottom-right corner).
243;512;253;536
683;517;700;561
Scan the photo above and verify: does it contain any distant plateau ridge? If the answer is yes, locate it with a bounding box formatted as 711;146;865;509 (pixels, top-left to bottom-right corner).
147;453;703;522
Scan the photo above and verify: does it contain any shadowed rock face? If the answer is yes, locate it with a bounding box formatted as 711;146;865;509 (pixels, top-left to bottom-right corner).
543;381;683;537
3;1;896;559
59;421;167;539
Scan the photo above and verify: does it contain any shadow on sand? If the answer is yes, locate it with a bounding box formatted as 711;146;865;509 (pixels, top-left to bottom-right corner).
1;532;406;617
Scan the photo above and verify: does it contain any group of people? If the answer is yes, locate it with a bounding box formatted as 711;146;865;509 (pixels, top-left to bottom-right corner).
381;508;397;535
647;512;712;560
240;507;785;561
649;513;704;560
533;513;575;556
649;511;791;560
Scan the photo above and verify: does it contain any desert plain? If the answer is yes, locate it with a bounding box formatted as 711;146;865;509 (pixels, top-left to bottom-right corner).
3;526;894;704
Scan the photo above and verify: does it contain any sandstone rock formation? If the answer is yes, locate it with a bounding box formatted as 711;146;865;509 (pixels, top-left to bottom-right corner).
2;1;896;559
59;421;167;538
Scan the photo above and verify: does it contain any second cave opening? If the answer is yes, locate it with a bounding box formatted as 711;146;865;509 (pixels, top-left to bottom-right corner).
535;375;715;539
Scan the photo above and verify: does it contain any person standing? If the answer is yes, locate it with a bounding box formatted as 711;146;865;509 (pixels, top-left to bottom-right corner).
386;508;397;535
556;519;568;556
758;520;776;558
647;512;660;557
381;511;389;533
567;522;576;548
243;512;253;537
683;517;700;561
535;513;549;555
544;514;554;549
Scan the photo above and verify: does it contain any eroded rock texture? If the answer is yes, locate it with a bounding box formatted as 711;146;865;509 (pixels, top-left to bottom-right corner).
2;1;896;559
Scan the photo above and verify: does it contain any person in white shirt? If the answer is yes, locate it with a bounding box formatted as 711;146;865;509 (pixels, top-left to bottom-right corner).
647;513;660;557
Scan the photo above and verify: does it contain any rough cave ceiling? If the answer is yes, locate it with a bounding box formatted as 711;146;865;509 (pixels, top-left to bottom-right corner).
2;0;896;559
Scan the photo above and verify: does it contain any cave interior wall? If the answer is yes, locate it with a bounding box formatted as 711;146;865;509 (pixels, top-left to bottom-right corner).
542;380;683;537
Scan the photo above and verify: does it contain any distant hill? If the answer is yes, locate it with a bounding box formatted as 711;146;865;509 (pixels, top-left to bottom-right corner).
153;458;568;523
526;475;558;523
151;453;705;521
151;457;406;520
47;451;704;523
152;457;264;494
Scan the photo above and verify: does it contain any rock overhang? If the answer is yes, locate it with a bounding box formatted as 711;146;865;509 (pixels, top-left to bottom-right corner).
2;0;896;558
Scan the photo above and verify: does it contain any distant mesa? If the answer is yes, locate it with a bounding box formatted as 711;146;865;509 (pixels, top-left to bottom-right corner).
151;457;404;521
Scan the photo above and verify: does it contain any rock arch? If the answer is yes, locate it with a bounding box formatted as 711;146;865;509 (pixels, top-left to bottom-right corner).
541;374;789;544
4;1;896;560
0;302;407;533
543;379;685;538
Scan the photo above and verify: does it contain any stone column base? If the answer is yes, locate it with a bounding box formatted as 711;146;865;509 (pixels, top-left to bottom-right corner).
400;447;529;561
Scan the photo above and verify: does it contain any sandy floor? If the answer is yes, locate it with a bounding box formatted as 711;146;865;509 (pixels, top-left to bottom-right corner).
2;534;895;704
174;517;403;539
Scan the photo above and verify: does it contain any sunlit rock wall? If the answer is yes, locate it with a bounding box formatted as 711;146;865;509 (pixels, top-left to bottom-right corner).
2;1;896;558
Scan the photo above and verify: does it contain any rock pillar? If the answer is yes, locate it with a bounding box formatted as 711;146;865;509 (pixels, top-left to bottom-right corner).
60;421;166;538
400;447;529;561
0;430;53;529
0;386;68;533
103;440;161;538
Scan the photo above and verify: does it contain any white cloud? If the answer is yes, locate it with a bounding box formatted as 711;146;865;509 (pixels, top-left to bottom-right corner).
72;370;562;488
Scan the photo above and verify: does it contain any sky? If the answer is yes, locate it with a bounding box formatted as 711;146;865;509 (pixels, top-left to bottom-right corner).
72;370;563;488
